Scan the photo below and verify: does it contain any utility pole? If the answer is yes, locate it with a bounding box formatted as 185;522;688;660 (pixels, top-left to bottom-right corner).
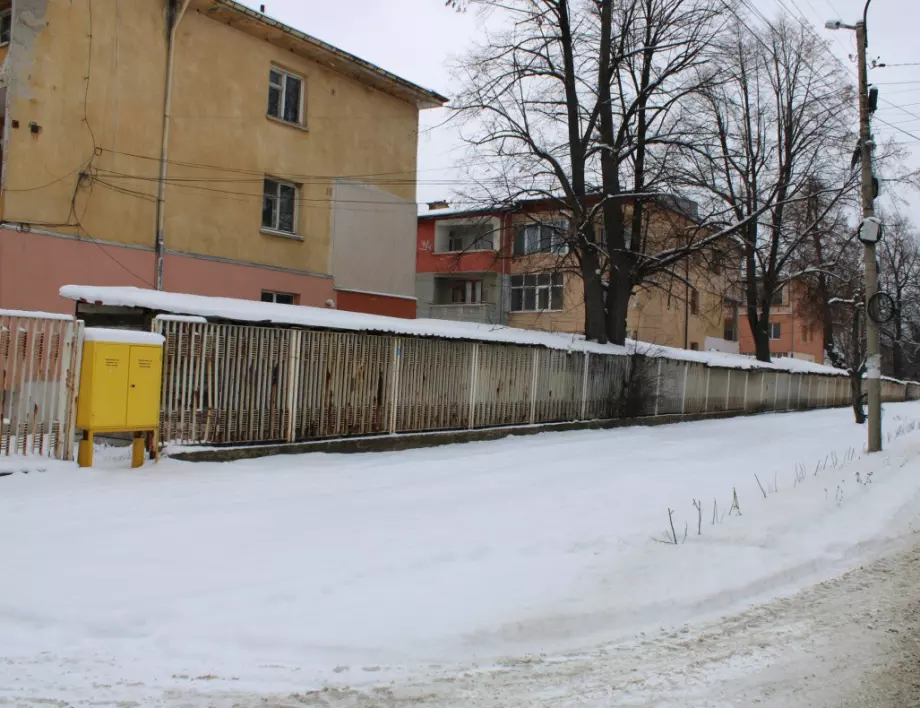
855;20;882;452
826;2;881;451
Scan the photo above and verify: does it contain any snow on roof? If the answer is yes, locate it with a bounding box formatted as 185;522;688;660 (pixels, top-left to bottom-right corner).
61;285;847;377
417;205;503;219
83;328;165;345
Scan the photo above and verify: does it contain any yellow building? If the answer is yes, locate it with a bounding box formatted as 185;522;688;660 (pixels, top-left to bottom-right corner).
0;0;445;315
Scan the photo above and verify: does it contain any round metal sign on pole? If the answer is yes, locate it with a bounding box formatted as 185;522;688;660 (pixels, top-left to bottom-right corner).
867;291;896;325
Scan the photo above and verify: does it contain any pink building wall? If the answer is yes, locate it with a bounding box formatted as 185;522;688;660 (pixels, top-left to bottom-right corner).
0;228;335;314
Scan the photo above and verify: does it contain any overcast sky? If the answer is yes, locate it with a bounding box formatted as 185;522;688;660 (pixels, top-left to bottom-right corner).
240;0;919;221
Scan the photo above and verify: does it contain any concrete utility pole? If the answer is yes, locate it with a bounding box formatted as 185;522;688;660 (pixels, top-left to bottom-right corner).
826;1;882;452
855;19;882;452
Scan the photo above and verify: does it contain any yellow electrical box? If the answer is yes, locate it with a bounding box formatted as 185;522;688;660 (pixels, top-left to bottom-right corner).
76;328;164;468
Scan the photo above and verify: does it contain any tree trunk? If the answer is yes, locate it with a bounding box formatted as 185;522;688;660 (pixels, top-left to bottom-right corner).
581;246;608;343
748;305;771;362
892;311;904;379
605;260;632;344
850;371;866;424
849;302;866;424
809;214;846;370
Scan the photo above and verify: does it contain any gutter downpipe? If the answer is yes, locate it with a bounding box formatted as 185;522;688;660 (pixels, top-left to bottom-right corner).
154;0;192;290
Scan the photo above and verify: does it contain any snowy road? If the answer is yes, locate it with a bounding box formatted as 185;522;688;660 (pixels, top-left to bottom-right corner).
3;403;920;705
246;537;920;707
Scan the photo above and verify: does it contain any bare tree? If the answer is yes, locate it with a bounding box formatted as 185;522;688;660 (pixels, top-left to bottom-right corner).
676;15;856;361
877;212;920;380
450;0;731;344
797;221;867;423
594;0;725;343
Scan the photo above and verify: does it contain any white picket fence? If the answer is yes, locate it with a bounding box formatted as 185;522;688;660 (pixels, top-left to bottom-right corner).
0;311;82;460
152;318;920;447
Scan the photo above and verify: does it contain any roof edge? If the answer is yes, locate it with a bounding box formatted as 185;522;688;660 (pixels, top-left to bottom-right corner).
205;0;448;109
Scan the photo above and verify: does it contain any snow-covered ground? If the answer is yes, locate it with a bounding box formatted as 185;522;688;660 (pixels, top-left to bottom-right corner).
3;404;920;706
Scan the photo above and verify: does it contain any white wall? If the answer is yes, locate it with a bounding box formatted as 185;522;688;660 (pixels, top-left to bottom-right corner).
331;180;416;297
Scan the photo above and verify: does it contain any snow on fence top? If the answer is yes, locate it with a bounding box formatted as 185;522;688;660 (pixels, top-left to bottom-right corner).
154;314;209;324
83;327;165;345
0;308;74;321
61;284;847;377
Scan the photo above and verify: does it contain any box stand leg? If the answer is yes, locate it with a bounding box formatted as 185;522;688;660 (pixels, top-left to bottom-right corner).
77;431;94;468
146;429;160;462
131;434;146;469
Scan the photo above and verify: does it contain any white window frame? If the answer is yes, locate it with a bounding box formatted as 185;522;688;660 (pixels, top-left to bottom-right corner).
0;11;11;47
768;322;781;340
444;224;493;253
267;66;305;126
262;177;300;236
514;220;569;256
510;272;564;312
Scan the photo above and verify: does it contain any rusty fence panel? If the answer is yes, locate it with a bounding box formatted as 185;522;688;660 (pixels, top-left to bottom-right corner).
473;343;534;428
653;358;687;416
0;312;81;460
294;330;393;440
533;349;584;424
679;363;707;415
156;320;293;445
393;337;472;433
582;353;629;420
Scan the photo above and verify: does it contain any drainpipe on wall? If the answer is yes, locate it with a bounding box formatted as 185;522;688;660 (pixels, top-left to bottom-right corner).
154;0;192;291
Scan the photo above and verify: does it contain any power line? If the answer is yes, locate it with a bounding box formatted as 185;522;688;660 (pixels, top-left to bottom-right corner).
875;117;920;142
98;146;503;184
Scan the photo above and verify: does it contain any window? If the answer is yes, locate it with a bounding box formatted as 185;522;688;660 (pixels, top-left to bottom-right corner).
690;342;699;351
768;322;781;340
0;11;10;46
444;225;492;252
723;319;736;342
510;272;564;312
771;287;785;306
267;67;303;125
513;221;568;256
262;178;298;234
690;289;699;315
261;290;296;305
450;280;483;304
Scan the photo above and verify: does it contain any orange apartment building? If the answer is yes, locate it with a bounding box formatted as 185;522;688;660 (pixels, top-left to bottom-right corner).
723;281;825;362
416;198;730;351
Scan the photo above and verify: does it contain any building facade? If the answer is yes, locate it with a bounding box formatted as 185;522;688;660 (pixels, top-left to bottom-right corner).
724;281;825;362
416;199;729;350
0;0;443;315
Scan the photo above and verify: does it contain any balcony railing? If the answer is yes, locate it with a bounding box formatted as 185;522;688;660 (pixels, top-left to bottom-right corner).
427;303;499;324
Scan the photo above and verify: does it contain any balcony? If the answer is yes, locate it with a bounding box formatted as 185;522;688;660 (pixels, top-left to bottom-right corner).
427;303;499;324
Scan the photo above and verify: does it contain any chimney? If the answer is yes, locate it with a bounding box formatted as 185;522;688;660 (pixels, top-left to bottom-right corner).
427;200;449;211
260;4;265;12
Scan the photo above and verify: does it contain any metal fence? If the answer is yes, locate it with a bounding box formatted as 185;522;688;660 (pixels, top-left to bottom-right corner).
0;312;82;459
152;318;919;447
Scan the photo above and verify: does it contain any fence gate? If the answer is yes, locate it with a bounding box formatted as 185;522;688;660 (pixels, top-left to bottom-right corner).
0;311;82;460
